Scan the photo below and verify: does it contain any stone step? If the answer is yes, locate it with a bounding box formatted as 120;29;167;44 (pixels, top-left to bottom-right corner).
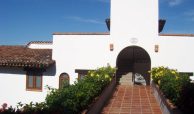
120;79;132;81
119;72;133;85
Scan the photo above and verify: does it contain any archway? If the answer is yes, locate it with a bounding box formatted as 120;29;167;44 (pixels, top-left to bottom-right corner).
116;46;151;85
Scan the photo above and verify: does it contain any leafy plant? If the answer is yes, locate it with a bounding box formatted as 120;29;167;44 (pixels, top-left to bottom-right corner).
150;67;191;110
46;66;116;114
0;66;116;114
177;83;194;114
149;66;178;85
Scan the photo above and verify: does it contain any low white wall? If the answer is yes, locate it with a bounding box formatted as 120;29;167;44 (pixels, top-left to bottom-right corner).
0;66;56;107
28;44;53;49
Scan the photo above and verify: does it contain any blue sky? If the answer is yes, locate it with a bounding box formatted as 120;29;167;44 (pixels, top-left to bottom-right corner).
0;0;194;45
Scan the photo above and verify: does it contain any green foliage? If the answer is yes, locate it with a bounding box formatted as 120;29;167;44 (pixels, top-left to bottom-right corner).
150;66;190;105
177;83;194;114
149;66;178;84
159;73;179;103
45;66;116;114
0;66;116;114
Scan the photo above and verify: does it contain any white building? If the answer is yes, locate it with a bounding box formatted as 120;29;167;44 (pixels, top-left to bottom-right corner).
0;0;194;106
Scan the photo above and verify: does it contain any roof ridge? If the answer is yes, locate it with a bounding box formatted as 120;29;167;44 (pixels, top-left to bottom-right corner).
159;34;194;37
26;41;53;46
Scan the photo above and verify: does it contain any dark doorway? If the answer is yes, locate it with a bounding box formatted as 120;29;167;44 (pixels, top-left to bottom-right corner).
116;46;151;85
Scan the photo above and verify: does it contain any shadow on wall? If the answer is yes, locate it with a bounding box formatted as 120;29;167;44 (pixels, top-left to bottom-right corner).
0;67;26;75
0;64;56;76
43;64;56;76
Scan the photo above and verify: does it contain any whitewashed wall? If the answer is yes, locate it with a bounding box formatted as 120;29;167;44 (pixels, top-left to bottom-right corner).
0;66;56;107
28;43;53;49
53;35;112;84
152;36;194;72
110;0;158;39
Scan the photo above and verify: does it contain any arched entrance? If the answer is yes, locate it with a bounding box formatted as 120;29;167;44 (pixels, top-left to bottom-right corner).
116;46;151;85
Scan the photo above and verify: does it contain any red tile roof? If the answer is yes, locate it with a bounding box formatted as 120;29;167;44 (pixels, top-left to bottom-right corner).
0;46;55;68
159;34;194;37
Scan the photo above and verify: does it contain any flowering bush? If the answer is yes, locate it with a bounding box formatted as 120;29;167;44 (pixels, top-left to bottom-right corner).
149;66;178;85
45;66;116;114
150;66;191;112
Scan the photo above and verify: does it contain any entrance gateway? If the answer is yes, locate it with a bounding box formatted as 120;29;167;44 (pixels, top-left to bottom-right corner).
116;46;151;85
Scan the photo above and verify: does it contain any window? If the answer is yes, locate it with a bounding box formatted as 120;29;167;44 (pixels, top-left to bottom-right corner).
26;71;42;91
75;69;92;80
59;73;69;89
78;73;86;80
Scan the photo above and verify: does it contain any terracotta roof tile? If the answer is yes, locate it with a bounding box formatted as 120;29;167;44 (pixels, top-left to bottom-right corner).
159;34;194;37
0;46;55;68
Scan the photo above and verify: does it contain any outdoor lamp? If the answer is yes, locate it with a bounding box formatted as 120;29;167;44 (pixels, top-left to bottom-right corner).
110;44;114;51
155;45;159;52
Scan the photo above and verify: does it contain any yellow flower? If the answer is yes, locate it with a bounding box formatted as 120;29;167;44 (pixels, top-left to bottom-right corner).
158;80;161;85
90;73;94;77
105;74;109;78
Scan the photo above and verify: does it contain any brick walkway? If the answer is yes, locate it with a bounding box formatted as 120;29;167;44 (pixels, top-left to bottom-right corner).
101;85;162;114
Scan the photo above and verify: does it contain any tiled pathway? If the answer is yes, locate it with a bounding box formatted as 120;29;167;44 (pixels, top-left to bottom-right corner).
101;85;162;114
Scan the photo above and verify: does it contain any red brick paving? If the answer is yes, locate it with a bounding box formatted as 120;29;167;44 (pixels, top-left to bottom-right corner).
101;85;162;114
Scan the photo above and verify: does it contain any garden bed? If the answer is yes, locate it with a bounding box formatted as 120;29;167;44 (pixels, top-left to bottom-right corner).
84;76;116;114
151;81;182;114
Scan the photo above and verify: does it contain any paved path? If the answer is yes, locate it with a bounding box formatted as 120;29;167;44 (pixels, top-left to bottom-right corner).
101;85;162;114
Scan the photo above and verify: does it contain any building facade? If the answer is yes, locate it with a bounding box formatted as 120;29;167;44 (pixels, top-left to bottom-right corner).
0;0;194;106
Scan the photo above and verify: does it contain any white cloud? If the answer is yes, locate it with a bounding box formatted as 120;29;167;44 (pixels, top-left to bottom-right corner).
161;0;183;6
64;16;104;24
97;0;110;3
169;0;182;6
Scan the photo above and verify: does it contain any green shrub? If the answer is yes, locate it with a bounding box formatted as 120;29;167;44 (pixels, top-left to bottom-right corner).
150;66;178;85
45;66;116;114
160;73;190;104
159;73;179;103
150;66;190;105
177;83;194;114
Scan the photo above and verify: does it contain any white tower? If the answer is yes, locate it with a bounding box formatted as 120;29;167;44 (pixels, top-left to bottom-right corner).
110;0;159;39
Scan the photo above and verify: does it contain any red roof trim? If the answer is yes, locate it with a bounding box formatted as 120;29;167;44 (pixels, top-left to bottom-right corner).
159;34;194;37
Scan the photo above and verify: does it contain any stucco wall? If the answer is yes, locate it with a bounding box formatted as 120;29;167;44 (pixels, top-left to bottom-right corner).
152;36;194;72
110;0;158;38
0;66;56;107
53;35;112;84
28;43;53;49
